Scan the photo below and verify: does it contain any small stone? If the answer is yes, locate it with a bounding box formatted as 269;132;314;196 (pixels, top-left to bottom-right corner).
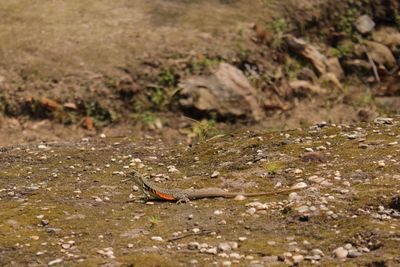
292;182;307;190
246;207;256;215
30;236;40;240
211;171;220;178
61;243;71;249
292;255;304;263
214;210;223;215
311;249;324;257
48;259;63;266
288;192;300;202
267;241;276;246
296;205;310;213
294;168;303;174
354;15;375;34
229;252;241;259
374;117;393;125
151;236;163;242
100;133;106;138
262;256;278;263
302;152;325;162
218;243;232;252
192;228;200;233
127;243;133;248
206;247;218;254
234;195;246;201
348;250;362;258
377;160;385;167
333;247;348;258
188;242;200;250
222;261;232;266
344;243;353;250
238;237;247;242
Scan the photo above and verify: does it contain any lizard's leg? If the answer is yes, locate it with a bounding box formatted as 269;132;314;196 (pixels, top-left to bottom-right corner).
176;197;191;204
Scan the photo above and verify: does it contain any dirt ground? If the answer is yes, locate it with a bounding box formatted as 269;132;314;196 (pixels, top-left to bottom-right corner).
1;1;400;266
1;118;400;266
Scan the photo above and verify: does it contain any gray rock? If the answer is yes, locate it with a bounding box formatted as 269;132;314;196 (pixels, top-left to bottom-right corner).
218;242;232;252
261;255;278;263
354;15;375;34
333;247;348;259
179;63;264;121
188;242;200;250
348;250;362;258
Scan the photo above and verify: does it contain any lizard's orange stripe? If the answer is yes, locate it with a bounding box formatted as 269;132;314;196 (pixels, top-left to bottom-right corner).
155;191;176;200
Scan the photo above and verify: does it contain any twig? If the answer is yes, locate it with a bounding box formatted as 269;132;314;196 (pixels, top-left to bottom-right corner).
168;230;213;242
362;45;380;83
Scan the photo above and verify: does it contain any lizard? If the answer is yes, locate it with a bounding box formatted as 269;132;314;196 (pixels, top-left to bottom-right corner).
130;171;304;203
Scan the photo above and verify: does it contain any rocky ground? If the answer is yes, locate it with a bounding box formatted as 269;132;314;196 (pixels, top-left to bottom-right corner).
1;0;400;266
1;117;399;266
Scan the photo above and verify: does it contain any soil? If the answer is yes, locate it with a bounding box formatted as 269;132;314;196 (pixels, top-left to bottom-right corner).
1;0;400;265
1;118;400;266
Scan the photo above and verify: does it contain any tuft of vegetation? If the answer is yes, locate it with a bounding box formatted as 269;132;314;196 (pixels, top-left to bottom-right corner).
263;161;284;175
149;215;161;226
269;18;289;49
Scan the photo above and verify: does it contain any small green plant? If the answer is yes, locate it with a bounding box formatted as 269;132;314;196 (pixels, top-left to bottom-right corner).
138;111;157;126
395;9;400;28
0;94;6;114
338;8;358;36
331;43;354;58
263;161;284;175
149;215;160;226
269;18;288;49
192;119;217;142
158;69;178;87
189;57;220;74
85;101;112;125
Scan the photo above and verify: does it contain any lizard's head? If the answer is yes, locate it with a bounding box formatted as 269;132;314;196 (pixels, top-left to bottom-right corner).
129;171;142;186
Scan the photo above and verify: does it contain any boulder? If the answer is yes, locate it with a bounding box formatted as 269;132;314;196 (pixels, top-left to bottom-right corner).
362;41;397;69
372;26;400;54
179;63;264;121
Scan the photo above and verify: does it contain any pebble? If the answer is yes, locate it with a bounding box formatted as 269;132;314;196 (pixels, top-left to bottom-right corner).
311;248;324;257
262;256;278;263
333;247;348;258
229;252;241;259
292;255;304;263
151;236;163;242
296;205;310;213
238;237;247;242
218;243;232;252
288;192;300;202
206;247;218;254
214;210;223;216
292;182;307;190
188;242;200;250
48;258;63;266
246;207;256;215
348;250;362;258
211;171;220;178
294;168;303;174
222;261;232;266
192;228;200;233
234;195;246;201
344;243;352;250
354;14;375;34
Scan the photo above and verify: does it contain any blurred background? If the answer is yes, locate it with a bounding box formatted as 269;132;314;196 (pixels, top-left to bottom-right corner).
0;0;399;146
